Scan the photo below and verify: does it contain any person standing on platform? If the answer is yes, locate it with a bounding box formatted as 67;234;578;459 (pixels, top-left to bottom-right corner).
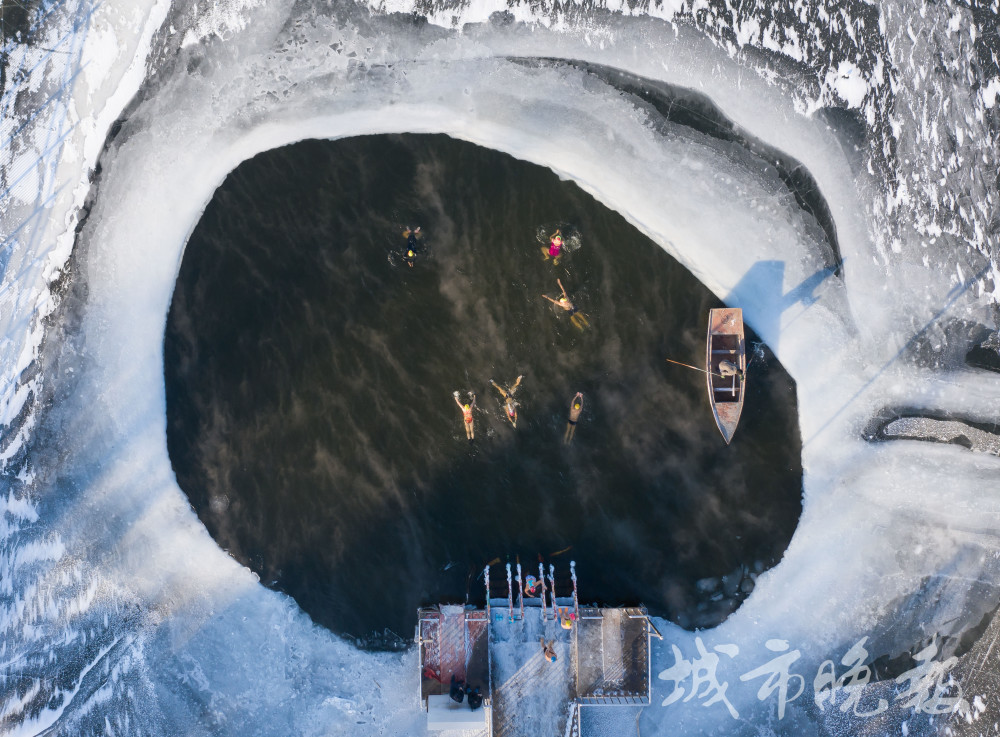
450;674;465;703
466;686;483;710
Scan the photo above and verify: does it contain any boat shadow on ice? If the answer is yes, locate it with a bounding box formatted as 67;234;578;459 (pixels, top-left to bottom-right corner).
723;259;838;355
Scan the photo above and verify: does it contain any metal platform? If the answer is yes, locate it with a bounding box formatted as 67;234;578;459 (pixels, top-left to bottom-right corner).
574;607;651;704
418;604;492;736
417;561;655;737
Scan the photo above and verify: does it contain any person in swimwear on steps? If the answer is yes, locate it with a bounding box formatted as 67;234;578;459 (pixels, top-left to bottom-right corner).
490;375;523;428
454;391;476;441
557;606;576;630
524;575;541;597
564;392;583;445
542;278;590;330
540;637;557;663
541;229;563;265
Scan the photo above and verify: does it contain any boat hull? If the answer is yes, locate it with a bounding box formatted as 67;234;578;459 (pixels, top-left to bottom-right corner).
706;308;746;444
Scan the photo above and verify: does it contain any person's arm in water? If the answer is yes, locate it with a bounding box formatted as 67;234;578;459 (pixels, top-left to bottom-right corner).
490;379;507;398
557;278;569;300
454;391;465;410
541;294;562;306
511;375;523;394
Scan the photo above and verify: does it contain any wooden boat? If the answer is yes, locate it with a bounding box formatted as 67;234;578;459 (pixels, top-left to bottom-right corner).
706;308;746;444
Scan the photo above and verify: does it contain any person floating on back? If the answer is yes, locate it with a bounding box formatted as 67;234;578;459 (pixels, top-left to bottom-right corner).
541;229;563;265
490;375;523;428
453;391;476;442
542;278;589;330
564;392;583;444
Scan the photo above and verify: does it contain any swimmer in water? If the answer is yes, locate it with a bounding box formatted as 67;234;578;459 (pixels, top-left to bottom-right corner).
541;229;563;265
490;375;523;427
564;392;583;444
453;391;476;441
401;226;423;267
542;278;590;330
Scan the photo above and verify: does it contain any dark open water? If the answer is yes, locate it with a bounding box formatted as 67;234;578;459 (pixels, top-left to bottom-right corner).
164;134;802;647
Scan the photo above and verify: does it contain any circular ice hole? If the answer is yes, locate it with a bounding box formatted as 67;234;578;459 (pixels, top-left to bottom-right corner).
164;133;803;647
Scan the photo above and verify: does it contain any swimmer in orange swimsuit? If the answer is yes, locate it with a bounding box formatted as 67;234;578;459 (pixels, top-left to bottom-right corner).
541;229;563;265
453;390;476;441
490;375;523;428
564;392;583;444
542;278;589;330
